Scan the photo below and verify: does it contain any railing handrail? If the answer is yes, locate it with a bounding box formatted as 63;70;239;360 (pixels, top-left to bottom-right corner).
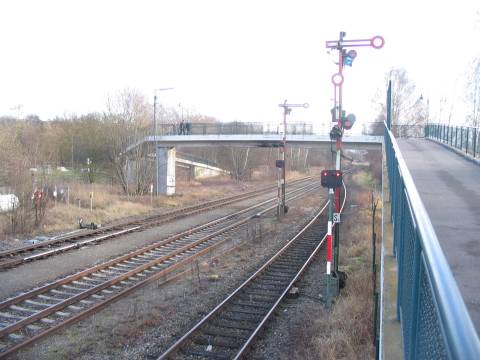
428;122;480;131
385;121;480;358
425;123;479;158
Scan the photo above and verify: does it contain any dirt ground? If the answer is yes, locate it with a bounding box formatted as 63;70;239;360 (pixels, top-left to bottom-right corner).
11;166;379;360
13;186;324;360
0;176;283;249
0;181;300;300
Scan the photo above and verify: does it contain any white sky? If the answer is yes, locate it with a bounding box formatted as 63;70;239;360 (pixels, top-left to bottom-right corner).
1;0;479;133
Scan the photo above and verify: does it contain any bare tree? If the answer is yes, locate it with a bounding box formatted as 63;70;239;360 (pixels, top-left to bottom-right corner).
229;147;251;181
103;89;152;195
0;123;47;234
465;58;480;127
374;68;426;137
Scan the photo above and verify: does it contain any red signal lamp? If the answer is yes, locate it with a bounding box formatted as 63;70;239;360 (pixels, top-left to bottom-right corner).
321;169;343;188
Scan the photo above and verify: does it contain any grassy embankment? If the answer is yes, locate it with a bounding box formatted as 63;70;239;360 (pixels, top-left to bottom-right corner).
1;171;308;238
293;169;382;359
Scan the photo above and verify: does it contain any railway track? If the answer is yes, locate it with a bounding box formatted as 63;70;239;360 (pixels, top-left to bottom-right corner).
157;184;346;360
0;180;321;358
0;177;313;270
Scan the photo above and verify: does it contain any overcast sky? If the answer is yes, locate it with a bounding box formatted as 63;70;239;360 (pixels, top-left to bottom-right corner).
1;0;479;132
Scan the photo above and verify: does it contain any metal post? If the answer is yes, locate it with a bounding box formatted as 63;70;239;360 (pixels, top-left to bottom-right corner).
276;160;282;219
386;81;392;130
474;128;477;158
325;31;384;300
325;188;334;309
153;87;174;195
282;103;287;215
456;126;458;148
461;127;464;151
466;127;470;155
153;94;158;195
277;100;308;217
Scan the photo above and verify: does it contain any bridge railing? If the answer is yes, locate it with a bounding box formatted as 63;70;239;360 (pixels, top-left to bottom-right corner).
157;121;313;136
363;122;425;138
426;123;479;159
385;122;480;359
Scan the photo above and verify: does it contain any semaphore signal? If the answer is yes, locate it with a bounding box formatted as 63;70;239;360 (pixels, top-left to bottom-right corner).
323;32;384;308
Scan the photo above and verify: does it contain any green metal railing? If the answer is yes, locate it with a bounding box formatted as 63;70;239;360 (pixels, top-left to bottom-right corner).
385;122;480;359
384;82;480;359
426;123;479;159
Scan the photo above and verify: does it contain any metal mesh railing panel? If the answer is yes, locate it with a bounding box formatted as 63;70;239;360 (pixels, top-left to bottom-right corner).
385;120;480;359
416;255;449;359
398;195;417;359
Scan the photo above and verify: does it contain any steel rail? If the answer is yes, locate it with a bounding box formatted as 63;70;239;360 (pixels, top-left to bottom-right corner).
0;177;313;270
0;181;319;309
0;181;321;358
158;182;347;360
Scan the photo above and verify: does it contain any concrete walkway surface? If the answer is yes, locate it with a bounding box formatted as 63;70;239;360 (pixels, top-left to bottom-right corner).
397;138;480;335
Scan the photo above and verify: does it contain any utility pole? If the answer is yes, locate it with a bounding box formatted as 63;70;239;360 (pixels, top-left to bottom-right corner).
277;100;309;218
153;87;174;195
323;32;384;307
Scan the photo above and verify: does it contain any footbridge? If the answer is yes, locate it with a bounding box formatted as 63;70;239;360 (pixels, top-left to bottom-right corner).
126;113;480;359
379;78;480;360
126;132;382;195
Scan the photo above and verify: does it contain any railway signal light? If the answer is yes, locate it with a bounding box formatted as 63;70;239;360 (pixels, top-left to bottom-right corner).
321;170;343;188
343;113;356;130
343;50;357;67
329;125;342;140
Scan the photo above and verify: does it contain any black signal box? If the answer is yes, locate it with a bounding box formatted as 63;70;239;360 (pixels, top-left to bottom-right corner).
321;169;343;188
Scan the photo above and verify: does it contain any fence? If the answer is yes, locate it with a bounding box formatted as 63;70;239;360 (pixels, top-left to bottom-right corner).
425;123;480;159
156;121;313;136
385;120;480;359
363;123;425;138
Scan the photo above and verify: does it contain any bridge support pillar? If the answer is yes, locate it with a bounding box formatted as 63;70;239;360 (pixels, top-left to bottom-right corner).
156;147;176;196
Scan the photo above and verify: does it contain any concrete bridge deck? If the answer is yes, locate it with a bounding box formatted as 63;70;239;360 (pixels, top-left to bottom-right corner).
397;138;480;335
127;134;383;151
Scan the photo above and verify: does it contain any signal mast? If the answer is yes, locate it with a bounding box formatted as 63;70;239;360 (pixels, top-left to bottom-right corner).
323;32;384;307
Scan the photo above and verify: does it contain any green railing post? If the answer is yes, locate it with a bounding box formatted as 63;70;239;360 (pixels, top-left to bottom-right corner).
455;127;458;148
474;128;478;158
466;128;470;155
460;127;464;151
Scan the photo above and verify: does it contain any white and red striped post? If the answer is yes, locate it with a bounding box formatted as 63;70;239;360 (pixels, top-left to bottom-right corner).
325;187;335;308
326;218;333;275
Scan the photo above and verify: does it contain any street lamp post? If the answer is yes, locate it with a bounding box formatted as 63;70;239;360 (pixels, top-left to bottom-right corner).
153;87;174;195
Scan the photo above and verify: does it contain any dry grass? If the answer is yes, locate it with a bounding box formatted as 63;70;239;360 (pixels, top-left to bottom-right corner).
3;177;264;237
43;200;154;233
290;169;380;360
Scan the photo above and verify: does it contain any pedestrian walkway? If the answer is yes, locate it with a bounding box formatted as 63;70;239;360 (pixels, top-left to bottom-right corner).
397;138;480;335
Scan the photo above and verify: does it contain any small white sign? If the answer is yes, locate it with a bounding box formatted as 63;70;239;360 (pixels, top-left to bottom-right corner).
333;213;341;224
